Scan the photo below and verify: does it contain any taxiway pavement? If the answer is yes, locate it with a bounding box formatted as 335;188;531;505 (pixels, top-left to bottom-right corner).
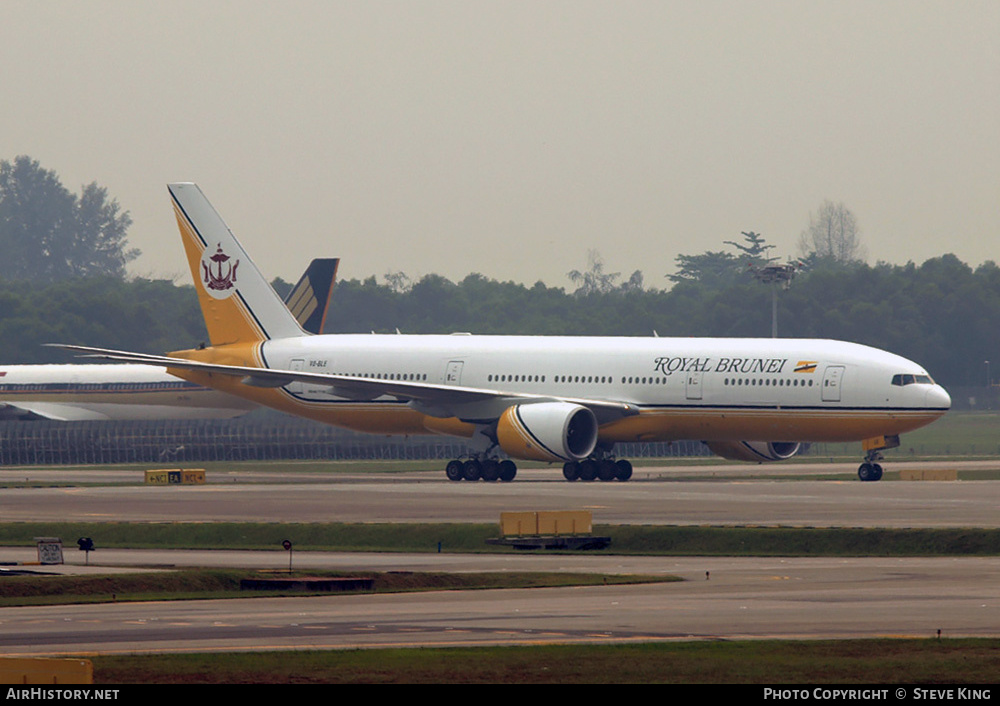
2;462;998;655
1;555;997;656
2;462;999;527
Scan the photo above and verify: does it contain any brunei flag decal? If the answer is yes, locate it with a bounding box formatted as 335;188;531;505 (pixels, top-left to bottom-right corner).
794;361;818;374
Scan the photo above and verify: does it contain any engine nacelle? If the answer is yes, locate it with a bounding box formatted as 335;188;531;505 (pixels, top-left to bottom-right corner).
496;402;598;463
704;440;802;463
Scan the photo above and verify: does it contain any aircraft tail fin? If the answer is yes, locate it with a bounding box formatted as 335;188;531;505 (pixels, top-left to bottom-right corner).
284;258;338;335
169;183;306;345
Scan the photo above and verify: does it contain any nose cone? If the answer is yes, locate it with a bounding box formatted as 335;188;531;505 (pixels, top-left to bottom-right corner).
926;385;951;411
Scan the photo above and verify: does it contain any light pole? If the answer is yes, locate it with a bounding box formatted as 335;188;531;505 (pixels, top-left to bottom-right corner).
749;263;798;338
986;360;991;410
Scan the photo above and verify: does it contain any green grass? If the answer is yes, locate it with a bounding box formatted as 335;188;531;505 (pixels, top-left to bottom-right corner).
87;639;1000;684
0;521;500;552
0;568;671;607
3;522;1000;556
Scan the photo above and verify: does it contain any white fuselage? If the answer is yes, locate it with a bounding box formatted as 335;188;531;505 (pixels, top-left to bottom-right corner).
229;333;950;444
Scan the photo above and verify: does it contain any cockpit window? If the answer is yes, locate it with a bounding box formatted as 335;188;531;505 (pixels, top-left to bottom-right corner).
892;373;935;386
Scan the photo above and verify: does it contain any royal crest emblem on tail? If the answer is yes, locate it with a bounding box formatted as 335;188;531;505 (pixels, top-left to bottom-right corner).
202;243;240;297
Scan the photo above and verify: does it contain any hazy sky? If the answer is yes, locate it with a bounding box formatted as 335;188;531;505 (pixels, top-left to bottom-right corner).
2;1;997;288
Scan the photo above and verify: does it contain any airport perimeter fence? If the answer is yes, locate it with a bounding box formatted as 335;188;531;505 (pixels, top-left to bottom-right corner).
0;414;712;467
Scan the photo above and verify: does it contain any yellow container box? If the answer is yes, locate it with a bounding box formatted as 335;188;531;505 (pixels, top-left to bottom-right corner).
0;657;93;685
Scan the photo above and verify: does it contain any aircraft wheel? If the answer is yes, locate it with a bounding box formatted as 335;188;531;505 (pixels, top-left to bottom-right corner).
597;460;617;481
463;459;482;481
578;459;597;481
445;460;464;482
858;463;875;482
871;463;883;481
498;460;517;482
615;459;633;481
481;459;500;482
563;462;579;481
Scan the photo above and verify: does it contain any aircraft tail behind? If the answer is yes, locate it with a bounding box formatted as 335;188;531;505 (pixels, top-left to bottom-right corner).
169;183;306;346
285;258;339;335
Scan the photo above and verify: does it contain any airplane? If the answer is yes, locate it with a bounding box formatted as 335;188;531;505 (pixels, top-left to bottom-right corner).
54;183;951;483
2;258;338;422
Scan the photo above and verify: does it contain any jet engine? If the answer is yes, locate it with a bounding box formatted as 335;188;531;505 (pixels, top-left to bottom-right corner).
496;402;598;463
704;440;801;463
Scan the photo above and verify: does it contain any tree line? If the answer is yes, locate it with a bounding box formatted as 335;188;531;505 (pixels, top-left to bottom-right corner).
323;254;999;388
0;156;995;389
3;252;992;388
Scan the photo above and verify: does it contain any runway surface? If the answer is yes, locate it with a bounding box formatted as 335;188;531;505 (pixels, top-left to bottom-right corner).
1;460;998;655
2;461;999;527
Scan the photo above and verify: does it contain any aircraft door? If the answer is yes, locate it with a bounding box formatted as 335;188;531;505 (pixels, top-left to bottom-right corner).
445;361;464;385
822;365;845;402
685;371;704;400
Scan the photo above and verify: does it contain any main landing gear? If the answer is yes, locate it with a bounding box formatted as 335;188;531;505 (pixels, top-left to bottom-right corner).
445;458;517;482
562;458;632;482
443;456;634;482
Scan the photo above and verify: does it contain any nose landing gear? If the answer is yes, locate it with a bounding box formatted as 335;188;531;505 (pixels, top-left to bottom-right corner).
858;435;899;482
857;459;883;482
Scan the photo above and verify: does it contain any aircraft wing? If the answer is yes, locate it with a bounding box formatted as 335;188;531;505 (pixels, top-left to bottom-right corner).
49;345;639;423
0;401;136;421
